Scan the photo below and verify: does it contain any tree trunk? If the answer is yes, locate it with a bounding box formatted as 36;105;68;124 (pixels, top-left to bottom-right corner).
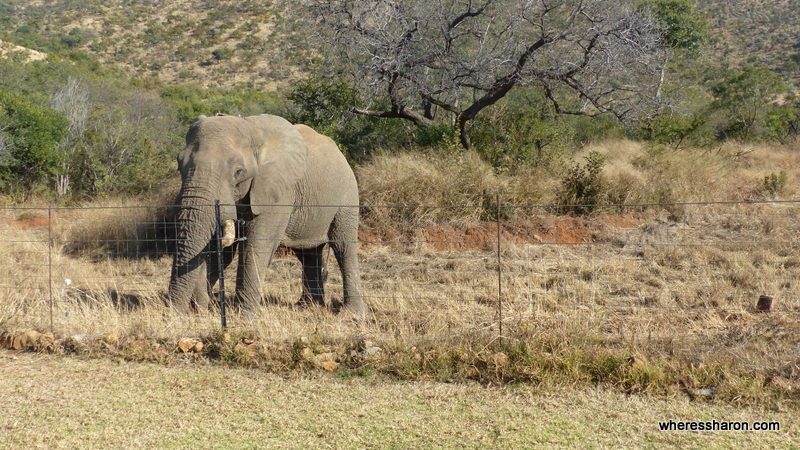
457;116;471;149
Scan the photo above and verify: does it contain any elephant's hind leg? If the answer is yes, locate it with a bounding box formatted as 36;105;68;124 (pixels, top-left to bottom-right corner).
295;244;327;307
329;208;366;316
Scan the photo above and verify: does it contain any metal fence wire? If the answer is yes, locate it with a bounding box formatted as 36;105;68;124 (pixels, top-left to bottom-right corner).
1;198;799;343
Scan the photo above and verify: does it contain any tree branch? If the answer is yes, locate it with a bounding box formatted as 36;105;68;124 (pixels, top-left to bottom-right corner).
350;106;435;127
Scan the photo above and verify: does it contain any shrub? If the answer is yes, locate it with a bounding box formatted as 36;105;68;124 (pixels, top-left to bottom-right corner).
287;76;412;161
710;66;787;140
764;103;799;144
356;151;505;229
556;151;607;215
0;90;67;195
755;171;788;199
648;113;708;149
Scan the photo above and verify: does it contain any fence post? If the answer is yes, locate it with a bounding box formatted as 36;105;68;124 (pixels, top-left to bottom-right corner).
214;200;227;329
496;193;503;339
47;206;53;333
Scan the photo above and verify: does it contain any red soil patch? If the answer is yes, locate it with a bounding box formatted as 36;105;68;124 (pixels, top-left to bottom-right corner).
359;213;644;251
11;215;50;229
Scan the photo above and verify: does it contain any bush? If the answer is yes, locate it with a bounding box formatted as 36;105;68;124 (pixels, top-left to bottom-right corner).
755;171;788;199
649;113;697;148
710;66;787;140
356;151;505;229
556;151;607;215
159;85;284;125
60;28;86;49
287;76;412;161
0;90;67;194
764;103;799;144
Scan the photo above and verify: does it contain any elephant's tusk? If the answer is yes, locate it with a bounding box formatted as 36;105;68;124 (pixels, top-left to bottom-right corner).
221;219;236;247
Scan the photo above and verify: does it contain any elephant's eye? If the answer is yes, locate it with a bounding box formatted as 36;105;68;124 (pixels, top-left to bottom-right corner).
234;168;245;179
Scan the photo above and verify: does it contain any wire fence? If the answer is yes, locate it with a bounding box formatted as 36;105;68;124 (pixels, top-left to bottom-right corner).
1;198;799;345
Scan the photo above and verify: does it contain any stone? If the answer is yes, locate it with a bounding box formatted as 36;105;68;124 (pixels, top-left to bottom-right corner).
757;295;773;312
193;341;204;353
37;333;55;350
177;338;199;353
313;352;339;372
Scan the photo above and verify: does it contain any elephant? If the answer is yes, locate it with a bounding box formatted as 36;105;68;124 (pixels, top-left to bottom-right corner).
167;113;365;316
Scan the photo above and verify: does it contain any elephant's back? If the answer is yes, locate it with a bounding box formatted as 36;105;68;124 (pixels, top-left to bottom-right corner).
294;124;358;203
283;124;358;247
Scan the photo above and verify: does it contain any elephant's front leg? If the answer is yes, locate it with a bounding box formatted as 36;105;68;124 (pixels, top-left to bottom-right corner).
233;208;291;309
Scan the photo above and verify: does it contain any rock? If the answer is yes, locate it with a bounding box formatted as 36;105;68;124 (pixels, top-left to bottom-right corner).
488;352;508;368
37;333;55;350
358;346;382;358
696;387;716;397
313;352;339;372
8;330;40;350
10;334;26;350
193;341;204;353
757;295;773;312
177;338;200;353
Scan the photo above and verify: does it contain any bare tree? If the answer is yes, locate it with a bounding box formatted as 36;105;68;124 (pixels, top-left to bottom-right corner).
51;77;89;197
303;0;667;148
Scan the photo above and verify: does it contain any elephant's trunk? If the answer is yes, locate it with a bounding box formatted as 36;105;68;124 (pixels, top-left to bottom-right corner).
168;170;222;310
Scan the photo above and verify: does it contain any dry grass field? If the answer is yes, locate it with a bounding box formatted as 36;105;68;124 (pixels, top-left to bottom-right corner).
1;141;799;422
1;351;797;448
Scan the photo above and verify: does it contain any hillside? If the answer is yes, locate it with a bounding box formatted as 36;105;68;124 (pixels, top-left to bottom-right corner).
0;0;296;89
0;0;797;88
696;0;800;84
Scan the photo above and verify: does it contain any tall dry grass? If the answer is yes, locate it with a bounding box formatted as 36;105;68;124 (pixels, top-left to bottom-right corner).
1;140;800;407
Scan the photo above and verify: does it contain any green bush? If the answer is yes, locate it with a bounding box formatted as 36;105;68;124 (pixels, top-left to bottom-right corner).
647;113;711;148
556;151;607;215
710;66;787;140
287;76;412;161
764;102;799;144
756;171;788;199
160;85;284;125
60;28;85;49
0;90;67;194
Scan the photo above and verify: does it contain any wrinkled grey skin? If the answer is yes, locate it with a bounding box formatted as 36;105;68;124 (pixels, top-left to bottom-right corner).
168;114;364;316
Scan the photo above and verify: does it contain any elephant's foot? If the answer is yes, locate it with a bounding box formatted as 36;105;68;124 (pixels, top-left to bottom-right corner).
232;292;262;312
333;298;367;319
294;294;325;310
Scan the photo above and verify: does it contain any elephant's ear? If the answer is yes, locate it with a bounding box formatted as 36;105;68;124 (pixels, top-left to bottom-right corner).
246;114;308;215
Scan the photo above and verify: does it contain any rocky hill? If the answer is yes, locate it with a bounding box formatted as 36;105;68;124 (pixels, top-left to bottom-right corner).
696;0;800;84
0;0;797;87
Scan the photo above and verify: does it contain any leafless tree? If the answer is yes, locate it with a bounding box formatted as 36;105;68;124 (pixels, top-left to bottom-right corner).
303;0;667;148
52;77;89;197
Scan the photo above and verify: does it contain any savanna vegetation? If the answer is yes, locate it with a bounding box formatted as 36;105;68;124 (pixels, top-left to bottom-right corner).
0;0;797;205
0;1;799;438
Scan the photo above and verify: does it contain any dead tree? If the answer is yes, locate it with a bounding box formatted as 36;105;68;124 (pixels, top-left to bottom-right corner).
304;0;668;148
